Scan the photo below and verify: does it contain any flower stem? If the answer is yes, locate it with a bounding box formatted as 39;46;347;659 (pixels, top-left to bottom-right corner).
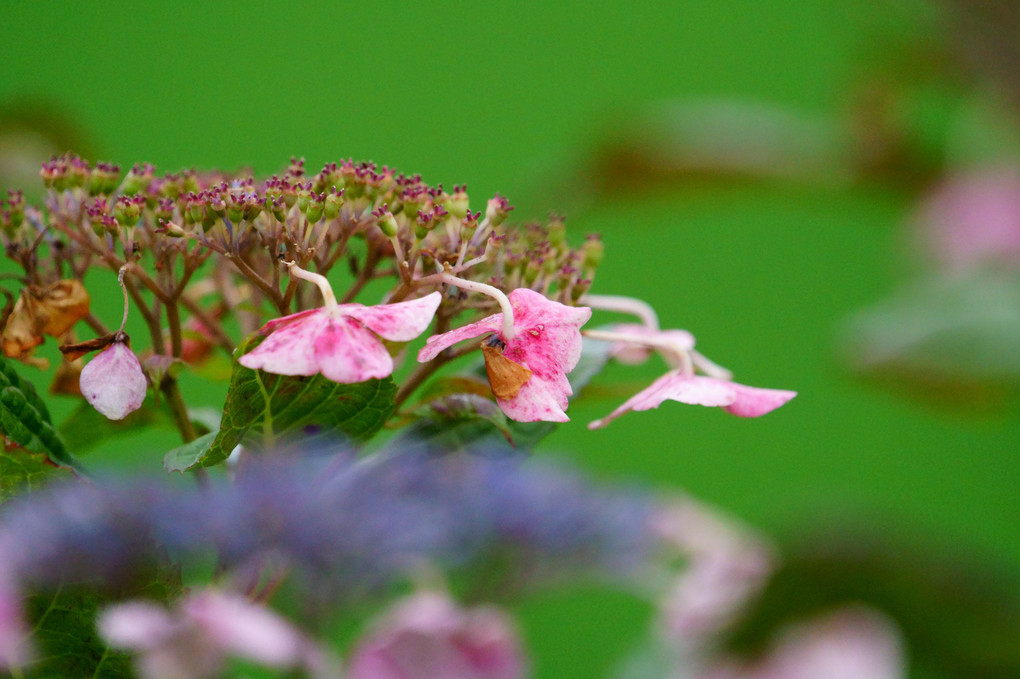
580;294;659;329
439;268;515;340
283;260;338;311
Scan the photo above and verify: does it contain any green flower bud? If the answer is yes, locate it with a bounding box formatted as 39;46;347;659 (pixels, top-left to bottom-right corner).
323;189;344;220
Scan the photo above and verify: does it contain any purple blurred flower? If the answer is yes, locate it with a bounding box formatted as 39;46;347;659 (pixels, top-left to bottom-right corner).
349;590;527;679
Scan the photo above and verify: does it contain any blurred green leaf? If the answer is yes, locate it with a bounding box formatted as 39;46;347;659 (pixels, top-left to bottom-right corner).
162;430;218;473
0;447;71;501
0;356;85;474
58;401;171;454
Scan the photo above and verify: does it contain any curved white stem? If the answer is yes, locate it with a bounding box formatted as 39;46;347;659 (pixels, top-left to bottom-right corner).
283;260;338;311
580;294;659;329
439;271;516;340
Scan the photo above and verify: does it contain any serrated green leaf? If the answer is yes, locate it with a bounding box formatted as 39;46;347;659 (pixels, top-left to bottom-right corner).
0;356;86;474
197;338;397;467
162;430;218;473
0;448;71;502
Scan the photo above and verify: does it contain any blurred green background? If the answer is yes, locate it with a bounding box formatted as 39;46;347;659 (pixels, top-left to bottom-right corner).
3;1;1019;677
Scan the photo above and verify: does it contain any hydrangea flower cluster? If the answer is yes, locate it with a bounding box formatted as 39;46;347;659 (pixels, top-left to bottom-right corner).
0;154;799;678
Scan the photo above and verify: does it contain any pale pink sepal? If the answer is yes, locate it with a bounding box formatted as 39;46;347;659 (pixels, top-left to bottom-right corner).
80;341;148;420
418;288;591;423
348;591;527;679
609;323;696;365
240;292;441;384
589;371;796;429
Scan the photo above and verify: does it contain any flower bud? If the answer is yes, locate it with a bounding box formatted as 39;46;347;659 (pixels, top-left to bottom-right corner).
90;162;121;196
323;188;344;219
114;196;143;228
445;184;470;220
373;205;399;237
581;234;603;273
304;193;324;223
547;215;566;247
485;194;514;227
122;163;155;195
5;191;24;231
80;339;147;420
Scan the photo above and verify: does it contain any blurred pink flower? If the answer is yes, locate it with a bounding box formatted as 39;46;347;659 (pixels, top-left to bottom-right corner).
80;340;147;420
915;167;1020;273
241;292;441;383
348;591;527;679
698;608;905;679
99;589;335;679
0;574;28;670
589;371;795;429
418;288;591;422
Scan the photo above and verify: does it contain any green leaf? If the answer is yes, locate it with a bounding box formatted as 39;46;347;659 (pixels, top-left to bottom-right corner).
24;583;133;678
0;448;71;502
197;337;397;467
0;356;86;474
58;401;170;454
162;430;219;473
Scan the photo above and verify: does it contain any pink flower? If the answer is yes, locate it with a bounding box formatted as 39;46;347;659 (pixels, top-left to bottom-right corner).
98;589;336;679
589;371;796;429
80;340;147;420
348;591;527;679
418;288;591;422
240;292;442;383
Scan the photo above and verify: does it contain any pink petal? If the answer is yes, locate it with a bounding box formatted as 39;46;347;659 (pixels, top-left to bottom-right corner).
98;602;176;650
589;372;795;429
342;292;442;342
313;316;395;382
497;371;571;423
258;308;321;334
722;382;798;418
608;324;696;365
185;591;307;668
80;342;148;420
418;313;502;362
349;592;526;679
240;310;328;377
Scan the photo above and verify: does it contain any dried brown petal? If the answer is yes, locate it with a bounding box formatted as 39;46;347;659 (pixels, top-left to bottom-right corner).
1;280;91;358
482;342;532;400
59;333;119;362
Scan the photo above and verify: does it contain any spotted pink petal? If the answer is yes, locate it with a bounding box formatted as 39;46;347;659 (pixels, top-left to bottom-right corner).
240;310;329;377
418;313;502;362
418;288;591;422
80;341;148;420
589;372;795;429
241;295;441;384
343;291;442;342
313;316;394;383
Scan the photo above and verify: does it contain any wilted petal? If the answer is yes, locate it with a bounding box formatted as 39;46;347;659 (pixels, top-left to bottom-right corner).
80;341;148;420
344;292;442;342
589;372;795;429
349;591;527;679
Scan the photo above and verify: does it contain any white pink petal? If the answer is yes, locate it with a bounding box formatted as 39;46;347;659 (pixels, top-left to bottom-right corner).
589;372;795;429
80;341;148;420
